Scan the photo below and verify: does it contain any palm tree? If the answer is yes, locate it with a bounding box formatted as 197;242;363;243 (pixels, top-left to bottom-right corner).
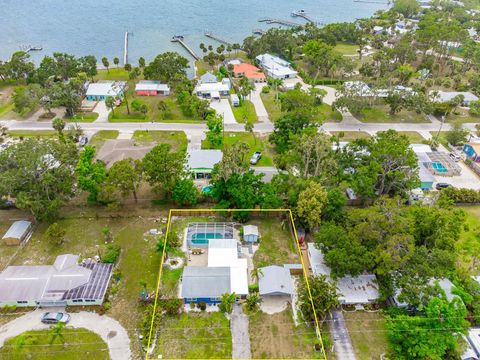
102;57;110;73
250;267;263;282
245;293;261;311
105;96;116;116
219;292;236;314
138;57;146;68
52;118;66;133
113;57;120;68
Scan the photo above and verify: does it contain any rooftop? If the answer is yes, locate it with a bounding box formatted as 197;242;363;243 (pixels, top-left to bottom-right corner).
258;265;294;296
187;149;223;171
2;220;32;240
181;266;230;299
96;139;154;168
86;81;126;97
135;80;169;92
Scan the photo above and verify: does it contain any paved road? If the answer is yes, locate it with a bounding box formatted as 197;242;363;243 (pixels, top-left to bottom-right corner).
0;309;131;360
330;309;356;360
230;304;251;359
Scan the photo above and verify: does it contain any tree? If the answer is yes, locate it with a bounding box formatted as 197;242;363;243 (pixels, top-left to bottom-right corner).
102;57;110;73
269;113;313;153
142;144;186;196
172;179;198;206
76;145;107;203
79;55;98;80
388;297;469;359
296;181;328;230
298;275;339;323
52;118;66;134
129;67;141;81
0;138;78;222
206;113;224;147
143;52;189;84
105;96;116;116
7;51;35;80
392;0;420;18
106;159;142;202
49;322;65;345
113;57;120;68
239;76;255;101
50;76;85;117
245;293;261;312
12;84;41;115
138;57;146;68
45;223;66;246
218;292;236;314
244;120;255;144
446;120;469;146
124;63;132;72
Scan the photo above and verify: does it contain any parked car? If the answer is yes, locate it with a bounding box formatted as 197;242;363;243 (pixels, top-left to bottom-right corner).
345;188;357;200
41;312;71;325
79;136;88;147
449;152;461;162
435;182;451;190
250;152;262;165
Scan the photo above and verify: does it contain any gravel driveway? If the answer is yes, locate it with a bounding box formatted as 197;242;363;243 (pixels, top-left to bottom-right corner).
230;304;251;359
0;309;131;360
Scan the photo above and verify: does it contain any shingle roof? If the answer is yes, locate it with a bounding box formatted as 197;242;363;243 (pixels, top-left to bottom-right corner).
258;265;293;295
181;266;230;298
2;221;31;240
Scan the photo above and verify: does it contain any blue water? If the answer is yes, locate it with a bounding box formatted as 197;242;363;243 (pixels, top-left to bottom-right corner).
0;0;386;65
432;162;448;173
191;232;224;245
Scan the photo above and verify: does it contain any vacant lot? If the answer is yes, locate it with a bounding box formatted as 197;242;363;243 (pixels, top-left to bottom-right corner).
65;112;99;122
397;131;427;144
232;100;257;123
343;311;389;360
330;131;371;141
446;108;480;123
457;206;480;275
249;309;322;359
89;130;119;149
355;106;430;123
154;312;232;359
132;130;187;151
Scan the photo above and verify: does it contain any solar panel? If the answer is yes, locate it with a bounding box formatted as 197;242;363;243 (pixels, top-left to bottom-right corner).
62;263;113;301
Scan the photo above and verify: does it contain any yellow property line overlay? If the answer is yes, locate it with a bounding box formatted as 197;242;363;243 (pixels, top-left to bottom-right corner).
146;208;327;360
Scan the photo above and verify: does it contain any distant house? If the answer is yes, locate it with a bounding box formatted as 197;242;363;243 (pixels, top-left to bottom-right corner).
186;149;223;179
243;225;259;243
194;78;231;99
135;80;170;96
0;254;113;307
258;265;294;296
307;243;379;305
463;328;480;360
2;220;32;246
233;63;266;83
430;91;479;106
255;54;298;80
199;72;218;84
464;143;480;162
85;81;126;101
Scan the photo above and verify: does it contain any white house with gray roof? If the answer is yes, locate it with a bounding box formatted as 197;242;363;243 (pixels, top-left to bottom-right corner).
0;254;113;307
186;149;223;180
258;265;294;296
430;91;479;106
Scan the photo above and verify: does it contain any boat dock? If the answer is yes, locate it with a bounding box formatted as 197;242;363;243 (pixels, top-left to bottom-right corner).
291;10;315;23
20;45;42;53
204;31;232;46
258;17;302;28
253;29;266;36
353;0;390;4
123;32;129;65
171;35;200;60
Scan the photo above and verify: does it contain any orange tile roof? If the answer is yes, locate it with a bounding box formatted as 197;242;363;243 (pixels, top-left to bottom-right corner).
233;63;266;80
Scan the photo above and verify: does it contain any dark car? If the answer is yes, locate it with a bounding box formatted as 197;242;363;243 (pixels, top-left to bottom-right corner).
41;312;71;325
250;152;262;165
435;183;451;190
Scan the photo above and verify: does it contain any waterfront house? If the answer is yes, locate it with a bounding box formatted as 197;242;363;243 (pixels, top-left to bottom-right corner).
135;80;170;96
255;54;297;80
0;254;112;307
194;78;231;99
85;81;126;101
199;72;219;84
233;63;266;83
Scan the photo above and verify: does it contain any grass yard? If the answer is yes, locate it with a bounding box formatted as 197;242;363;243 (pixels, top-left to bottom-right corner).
7;130;57;138
154;312;232;359
456;206;480;275
0;328;109;360
397;131;427;144
252;218;299;268
354;106;430;123
64;112;99;122
89;130;119;149
447;108;480;123
429;131;449;148
330;131;371;141
334;42;359;56
249;309;322;359
232;100;257;123
132;130;187;152
343;311;389;360
202;132;275;167
95;68;131;81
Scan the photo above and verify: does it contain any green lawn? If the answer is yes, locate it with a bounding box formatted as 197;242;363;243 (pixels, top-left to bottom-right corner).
249;309;322;359
447;108;480;123
202;132;275;166
64;112;99;122
154;312;232;358
95;68;130;81
330;131;371;141
232;100;258;123
334;42;359;56
0;328;109;360
7;130;57;138
397;131;427;144
355;106;430;123
89;130;119;149
457;206;480;275
0;101;13;118
343;311;390;360
430;131;449;148
132;130;187;152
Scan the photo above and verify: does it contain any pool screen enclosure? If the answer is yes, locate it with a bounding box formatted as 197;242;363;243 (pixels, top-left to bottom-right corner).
186;222;235;246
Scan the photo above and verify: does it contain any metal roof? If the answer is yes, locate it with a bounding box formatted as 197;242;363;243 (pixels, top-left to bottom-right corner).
243;225;258;237
199;72;218;84
135;80;170;92
2;220;31;240
258;265;294;296
181;266;230;298
187;150;223;171
85;81;126;97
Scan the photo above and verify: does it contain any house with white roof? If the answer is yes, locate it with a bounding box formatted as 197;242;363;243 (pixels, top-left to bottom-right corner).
0;254;113;307
85;81;126;101
194;78;231;99
135;80;170;96
307;243;379;305
186;149;223;180
256;54;298;80
430;91;479;106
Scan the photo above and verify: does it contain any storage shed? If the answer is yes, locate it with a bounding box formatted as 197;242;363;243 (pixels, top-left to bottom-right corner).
2;220;32;246
243;225;259;243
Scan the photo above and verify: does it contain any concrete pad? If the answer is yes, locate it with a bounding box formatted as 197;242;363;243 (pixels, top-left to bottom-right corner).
435;162;480;190
260;295;290;314
209;99;236;124
117;132;133;140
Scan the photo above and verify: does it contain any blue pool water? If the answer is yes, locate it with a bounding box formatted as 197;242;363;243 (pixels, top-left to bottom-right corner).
191;232;224;245
432;162;448;173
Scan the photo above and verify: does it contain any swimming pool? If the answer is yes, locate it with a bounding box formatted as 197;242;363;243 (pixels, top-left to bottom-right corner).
190;232;225;245
187;223;235;247
432;162;448;173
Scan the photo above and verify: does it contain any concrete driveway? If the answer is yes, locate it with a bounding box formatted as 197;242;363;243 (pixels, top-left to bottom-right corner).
0;309;131;360
209;99;236;124
94;101;111;123
252;84;270;122
230;304;251;359
330;309;357;360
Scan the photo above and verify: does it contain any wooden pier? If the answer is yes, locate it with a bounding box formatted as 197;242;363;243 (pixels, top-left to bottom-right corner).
291;10;315;23
258;17;302;28
20;45;42;53
171;36;200;60
253;29;266;36
204;31;232;46
123;32;129;65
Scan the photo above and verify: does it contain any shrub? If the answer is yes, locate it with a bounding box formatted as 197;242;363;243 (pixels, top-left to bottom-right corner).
248;284;259;294
45;223;66;246
102;244;121;263
159;299;182;315
440;187;480;203
198;301;207;311
261;86;270;94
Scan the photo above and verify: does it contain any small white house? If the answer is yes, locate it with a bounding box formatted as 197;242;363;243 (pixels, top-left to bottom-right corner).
431;91;479;106
194;78;231;99
85;81;126;101
199;72;218;84
258;265;294;296
255;53;298;80
186;149;223;179
243;225;259;243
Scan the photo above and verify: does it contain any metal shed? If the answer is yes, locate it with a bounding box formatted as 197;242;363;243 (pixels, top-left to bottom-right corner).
2;220;32;246
243;225;259;243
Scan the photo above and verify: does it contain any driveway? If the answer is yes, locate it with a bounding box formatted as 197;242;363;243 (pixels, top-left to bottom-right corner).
94;101;111;123
0;309;131;360
209;99;236;124
314;85;338;105
330;309;356;360
230;304;251;359
252;84;270;123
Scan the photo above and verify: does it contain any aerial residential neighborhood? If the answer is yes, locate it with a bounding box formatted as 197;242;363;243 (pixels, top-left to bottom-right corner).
3;0;480;359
